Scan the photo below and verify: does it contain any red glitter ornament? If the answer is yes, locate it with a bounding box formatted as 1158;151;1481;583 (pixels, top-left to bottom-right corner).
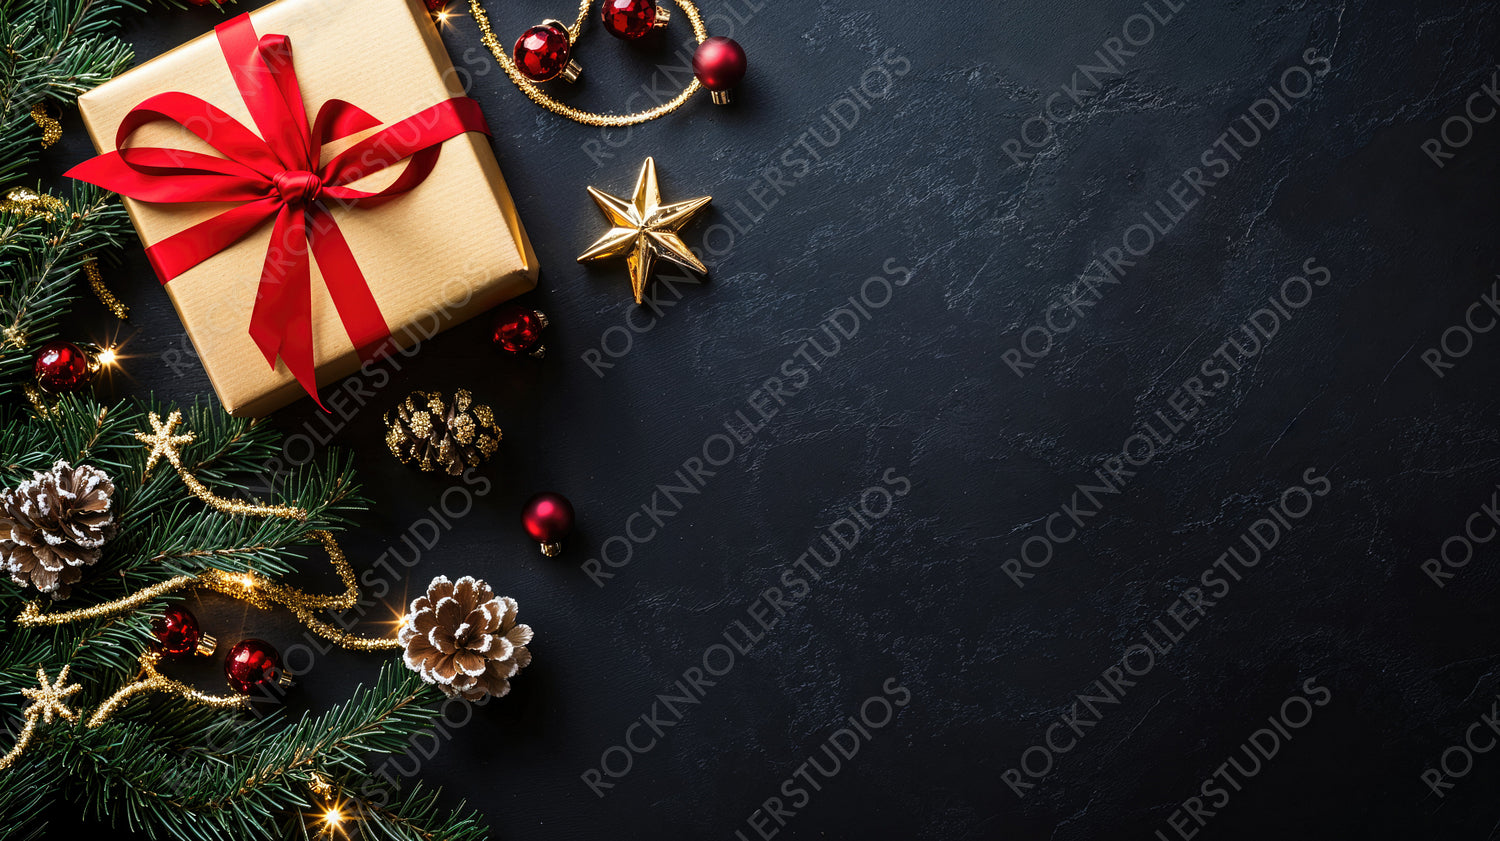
514;21;581;83
492;304;550;358
151;605;217;658
693;37;747;104
224;639;292;694
33;340;93;393
601;0;668;40
522;492;575;557
424;0;445;11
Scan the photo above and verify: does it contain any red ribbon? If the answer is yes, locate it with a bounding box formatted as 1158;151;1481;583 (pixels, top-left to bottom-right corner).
67;14;491;408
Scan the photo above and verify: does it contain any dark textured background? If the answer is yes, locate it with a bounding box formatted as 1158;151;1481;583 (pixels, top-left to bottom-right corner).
37;0;1500;837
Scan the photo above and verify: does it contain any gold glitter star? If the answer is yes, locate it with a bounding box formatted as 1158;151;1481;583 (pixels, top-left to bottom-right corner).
22;666;80;725
578;157;711;304
135;410;194;474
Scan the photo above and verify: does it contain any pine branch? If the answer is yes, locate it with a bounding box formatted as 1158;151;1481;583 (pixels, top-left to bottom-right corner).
65;662;452;841
0;185;132;396
355;784;489;841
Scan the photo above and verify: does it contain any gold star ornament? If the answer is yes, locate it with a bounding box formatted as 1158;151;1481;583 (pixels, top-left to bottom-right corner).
23;665;81;725
0;666;82;771
135;410;194;475
578;157;711;304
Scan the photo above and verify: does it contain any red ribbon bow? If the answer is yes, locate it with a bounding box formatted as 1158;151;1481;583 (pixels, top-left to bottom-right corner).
67;14;491;407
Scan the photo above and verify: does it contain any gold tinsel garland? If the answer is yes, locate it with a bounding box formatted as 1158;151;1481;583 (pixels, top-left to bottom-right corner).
87;652;244;727
84;257;128;320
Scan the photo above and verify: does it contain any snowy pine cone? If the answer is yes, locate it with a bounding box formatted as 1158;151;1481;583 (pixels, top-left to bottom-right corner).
0;460;116;599
399;575;533;700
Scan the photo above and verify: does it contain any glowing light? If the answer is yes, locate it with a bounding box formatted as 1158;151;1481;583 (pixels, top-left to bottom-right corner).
312;796;355;838
238;574;256;589
95;347;118;366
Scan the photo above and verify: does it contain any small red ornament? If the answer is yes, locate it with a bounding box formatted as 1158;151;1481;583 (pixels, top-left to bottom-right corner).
514;21;582;83
224;638;293;694
693;37;747;105
33;340;93;393
492;304;550;358
522;492;575;557
424;0;446;11
151;605;217;658
601;0;669;40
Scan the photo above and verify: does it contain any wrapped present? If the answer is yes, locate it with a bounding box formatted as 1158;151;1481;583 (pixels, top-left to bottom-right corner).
68;0;537;415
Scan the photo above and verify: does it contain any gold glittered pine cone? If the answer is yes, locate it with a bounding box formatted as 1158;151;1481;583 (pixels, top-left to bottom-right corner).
398;575;533;700
0;460;117;600
384;389;501;476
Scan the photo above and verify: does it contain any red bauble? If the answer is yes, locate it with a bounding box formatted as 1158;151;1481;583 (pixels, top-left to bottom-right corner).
33;340;92;393
522;492;575;557
424;0;446;11
693;37;747;103
151;605;217;658
492;304;549;358
224;639;289;694
602;0;663;40
514;22;578;82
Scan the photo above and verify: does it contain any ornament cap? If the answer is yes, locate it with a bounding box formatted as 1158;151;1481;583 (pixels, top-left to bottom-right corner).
560;60;583;83
196;633;218;658
540;542;562;557
275;670;295;688
655;5;671;26
711;89;733;105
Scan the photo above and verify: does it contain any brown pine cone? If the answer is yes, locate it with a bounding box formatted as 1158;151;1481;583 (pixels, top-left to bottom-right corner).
399;575;533;700
0;460;117;600
384;389;501;476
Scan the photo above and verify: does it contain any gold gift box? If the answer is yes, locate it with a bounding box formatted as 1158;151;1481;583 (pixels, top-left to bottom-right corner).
76;0;537;416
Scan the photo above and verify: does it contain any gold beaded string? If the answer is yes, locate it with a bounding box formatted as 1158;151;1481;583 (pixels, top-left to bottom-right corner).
467;0;709;126
555;0;590;40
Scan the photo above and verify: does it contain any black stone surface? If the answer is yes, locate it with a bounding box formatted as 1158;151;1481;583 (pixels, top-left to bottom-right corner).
36;0;1500;838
